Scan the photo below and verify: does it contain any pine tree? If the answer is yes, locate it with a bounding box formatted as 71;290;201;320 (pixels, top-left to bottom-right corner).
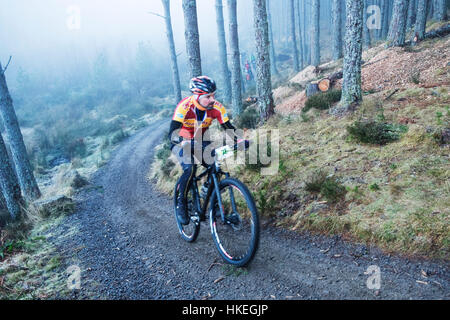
267;0;279;76
289;0;300;72
414;0;430;41
311;0;321;67
339;0;364;110
363;0;372;48
253;0;275;121
332;0;343;60
182;0;202;78
296;0;304;70
227;0;243;116
215;0;232;104
0;62;41;200
387;0;410;47
433;0;448;20
162;0;182;103
0;132;24;221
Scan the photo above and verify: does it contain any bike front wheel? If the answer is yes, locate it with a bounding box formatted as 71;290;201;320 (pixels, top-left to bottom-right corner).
174;178;200;242
209;177;260;267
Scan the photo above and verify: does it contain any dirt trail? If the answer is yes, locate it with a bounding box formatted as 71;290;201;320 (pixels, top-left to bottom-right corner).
48;121;449;300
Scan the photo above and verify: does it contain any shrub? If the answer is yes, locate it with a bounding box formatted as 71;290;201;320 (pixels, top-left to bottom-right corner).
303;89;342;113
160;158;175;177
347;121;408;145
409;70;421;84
320;177;347;203
110;129;129;145
66;138;87;159
305;170;328;193
305;170;347;203
235;107;260;129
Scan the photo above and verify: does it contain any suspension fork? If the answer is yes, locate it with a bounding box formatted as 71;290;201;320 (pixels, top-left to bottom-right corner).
211;172;238;222
211;173;226;222
224;172;238;214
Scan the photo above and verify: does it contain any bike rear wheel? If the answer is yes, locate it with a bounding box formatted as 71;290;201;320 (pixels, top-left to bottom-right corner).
174;178;200;242
209;177;260;267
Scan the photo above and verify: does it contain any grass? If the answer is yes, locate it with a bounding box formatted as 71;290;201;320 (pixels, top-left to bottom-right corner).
235;85;450;259
0;220;70;299
149;37;450;260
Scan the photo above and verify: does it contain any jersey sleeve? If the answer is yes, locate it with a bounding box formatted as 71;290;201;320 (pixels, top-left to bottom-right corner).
212;102;230;124
172;98;190;123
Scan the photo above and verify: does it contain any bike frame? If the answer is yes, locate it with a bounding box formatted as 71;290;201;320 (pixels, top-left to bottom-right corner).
190;160;238;224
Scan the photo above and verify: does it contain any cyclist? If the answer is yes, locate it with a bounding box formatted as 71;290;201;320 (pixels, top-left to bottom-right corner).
168;76;248;225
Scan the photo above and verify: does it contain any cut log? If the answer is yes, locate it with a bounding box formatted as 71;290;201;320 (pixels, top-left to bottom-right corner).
306;83;320;97
419;81;450;88
318;78;331;92
328;70;343;83
408;23;450;45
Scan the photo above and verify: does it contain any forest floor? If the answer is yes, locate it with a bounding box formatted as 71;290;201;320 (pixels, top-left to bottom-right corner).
1;24;449;301
1;121;447;300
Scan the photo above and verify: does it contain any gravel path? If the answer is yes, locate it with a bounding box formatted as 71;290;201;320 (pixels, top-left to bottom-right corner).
48;121;449;300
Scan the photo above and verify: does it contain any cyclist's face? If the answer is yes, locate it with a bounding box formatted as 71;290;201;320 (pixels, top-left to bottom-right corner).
198;93;216;108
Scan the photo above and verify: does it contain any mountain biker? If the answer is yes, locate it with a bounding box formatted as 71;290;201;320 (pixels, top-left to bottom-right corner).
168;76;248;225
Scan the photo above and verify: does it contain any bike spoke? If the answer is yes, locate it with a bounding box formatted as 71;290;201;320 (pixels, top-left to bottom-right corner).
212;184;256;262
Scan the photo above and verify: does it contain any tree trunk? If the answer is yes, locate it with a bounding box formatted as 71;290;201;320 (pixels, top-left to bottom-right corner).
227;0;243;116
382;0;391;39
289;0;300;72
0;132;23;221
339;0;364;110
407;0;417;30
303;0;311;65
434;0;448;20
215;0;232;105
0;62;41;201
414;0;430;41
311;0;320;67
182;0;202;78
162;0;182;104
253;0;275;122
296;0;304;70
387;0;410;47
363;0;372;48
332;0;343;60
267;0;279;76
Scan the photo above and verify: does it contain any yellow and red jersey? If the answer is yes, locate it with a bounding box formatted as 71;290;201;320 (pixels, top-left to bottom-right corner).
172;96;230;139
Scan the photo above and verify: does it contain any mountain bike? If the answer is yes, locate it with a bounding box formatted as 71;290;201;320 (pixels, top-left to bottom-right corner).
173;142;260;267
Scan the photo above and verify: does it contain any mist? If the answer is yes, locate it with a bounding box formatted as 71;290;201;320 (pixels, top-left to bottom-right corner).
0;0;256;95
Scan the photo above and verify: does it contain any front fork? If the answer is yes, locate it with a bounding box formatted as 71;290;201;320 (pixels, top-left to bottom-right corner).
211;172;238;223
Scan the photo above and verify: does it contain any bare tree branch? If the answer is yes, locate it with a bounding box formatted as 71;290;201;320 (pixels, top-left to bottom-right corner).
1;56;12;75
147;11;166;19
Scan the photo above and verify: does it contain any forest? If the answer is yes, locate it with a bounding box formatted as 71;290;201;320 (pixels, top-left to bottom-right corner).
0;0;449;300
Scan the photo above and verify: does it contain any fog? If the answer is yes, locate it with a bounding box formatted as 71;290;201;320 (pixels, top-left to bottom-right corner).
1;0;256;89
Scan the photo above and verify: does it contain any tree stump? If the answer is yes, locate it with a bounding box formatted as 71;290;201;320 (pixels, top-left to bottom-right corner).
306;83;319;97
318;78;331;92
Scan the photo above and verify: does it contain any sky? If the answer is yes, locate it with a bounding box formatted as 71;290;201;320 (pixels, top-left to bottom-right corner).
0;0;256;82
